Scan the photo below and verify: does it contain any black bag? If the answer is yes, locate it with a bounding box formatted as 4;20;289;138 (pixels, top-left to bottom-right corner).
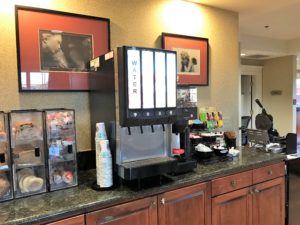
255;99;273;130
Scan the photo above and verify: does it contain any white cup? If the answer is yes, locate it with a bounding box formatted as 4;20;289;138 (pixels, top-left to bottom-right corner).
96;122;107;140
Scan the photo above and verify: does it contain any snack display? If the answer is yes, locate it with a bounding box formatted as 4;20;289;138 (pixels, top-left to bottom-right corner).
45;109;78;191
14;144;42;166
0;151;8;168
17;168;44;193
9;110;47;198
50;166;75;186
0;112;13;202
0;173;10;198
62;170;74;184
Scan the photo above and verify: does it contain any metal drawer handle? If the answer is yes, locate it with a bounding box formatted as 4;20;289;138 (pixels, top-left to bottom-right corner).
268;170;273;175
103;216;114;222
230;180;237;188
254;188;260;193
161;198;166;205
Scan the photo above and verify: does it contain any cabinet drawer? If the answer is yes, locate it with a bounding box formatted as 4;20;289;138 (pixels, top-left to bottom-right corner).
253;162;285;184
211;170;252;197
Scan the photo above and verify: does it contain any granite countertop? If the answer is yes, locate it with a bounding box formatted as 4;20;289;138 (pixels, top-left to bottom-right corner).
0;148;286;225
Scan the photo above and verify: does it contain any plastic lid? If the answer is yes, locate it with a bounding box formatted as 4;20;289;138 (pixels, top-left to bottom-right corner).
172;148;185;155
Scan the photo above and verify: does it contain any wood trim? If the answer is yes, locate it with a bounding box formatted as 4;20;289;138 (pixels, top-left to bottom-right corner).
46;215;85;225
85;196;157;225
212;187;250;204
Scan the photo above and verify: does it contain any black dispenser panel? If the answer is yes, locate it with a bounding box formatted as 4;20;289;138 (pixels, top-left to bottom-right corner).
117;46;177;127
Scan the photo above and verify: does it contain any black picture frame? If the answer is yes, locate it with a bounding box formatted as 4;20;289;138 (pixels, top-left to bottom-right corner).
15;5;110;92
162;32;209;86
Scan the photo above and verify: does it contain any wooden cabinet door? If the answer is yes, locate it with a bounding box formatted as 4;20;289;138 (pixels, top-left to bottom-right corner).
212;187;252;225
252;177;285;225
86;196;157;225
47;215;85;225
158;182;211;225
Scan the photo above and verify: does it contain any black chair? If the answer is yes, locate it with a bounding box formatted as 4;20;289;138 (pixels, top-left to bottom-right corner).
240;116;251;145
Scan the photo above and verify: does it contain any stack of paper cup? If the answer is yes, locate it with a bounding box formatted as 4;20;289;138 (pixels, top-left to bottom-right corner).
95;122;112;188
95;122;107;140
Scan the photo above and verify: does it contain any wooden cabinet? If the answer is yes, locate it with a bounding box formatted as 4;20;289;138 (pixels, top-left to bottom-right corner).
86;196;157;225
158;182;211;225
86;183;211;225
47;162;285;225
212;187;252;225
47;215;85;225
212;162;285;225
252;177;285;225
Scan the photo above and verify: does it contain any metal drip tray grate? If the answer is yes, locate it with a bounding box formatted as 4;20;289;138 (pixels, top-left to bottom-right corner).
118;157;177;180
122;157;176;169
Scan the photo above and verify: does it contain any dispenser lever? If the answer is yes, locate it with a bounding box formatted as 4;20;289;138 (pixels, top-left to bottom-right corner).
162;124;165;132
151;125;154;133
140;126;143;134
127;127;131;135
35;147;40;157
0;153;5;163
67;145;73;153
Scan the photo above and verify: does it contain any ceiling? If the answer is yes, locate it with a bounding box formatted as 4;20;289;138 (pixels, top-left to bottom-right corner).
190;0;300;41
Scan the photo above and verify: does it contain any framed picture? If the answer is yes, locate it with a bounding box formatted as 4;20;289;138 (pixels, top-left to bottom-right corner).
162;33;209;86
15;6;110;91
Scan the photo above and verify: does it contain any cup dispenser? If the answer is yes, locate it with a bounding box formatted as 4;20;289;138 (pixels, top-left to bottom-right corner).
9;110;47;198
44;109;78;191
0;112;13;202
90;46;178;181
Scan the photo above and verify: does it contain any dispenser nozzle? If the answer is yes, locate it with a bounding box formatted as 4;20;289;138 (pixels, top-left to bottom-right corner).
127;127;131;135
151;125;154;133
140;126;143;134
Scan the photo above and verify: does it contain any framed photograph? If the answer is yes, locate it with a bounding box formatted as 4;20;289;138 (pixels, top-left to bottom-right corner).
15;6;110;91
162;33;209;86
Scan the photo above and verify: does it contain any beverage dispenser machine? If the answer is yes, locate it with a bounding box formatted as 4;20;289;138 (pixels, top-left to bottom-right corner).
90;46;178;181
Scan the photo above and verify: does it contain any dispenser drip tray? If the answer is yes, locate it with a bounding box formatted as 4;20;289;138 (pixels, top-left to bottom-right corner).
118;157;177;180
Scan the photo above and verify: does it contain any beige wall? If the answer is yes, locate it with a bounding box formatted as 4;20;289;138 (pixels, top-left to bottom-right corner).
0;0;239;151
241;58;264;67
262;56;296;135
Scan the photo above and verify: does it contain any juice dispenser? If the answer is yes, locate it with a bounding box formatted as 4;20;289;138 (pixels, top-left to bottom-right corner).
9;110;47;198
44;109;78;191
0;112;13;201
90;46;178;181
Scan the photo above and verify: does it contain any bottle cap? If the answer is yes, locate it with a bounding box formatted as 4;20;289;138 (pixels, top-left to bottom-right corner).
172;148;185;155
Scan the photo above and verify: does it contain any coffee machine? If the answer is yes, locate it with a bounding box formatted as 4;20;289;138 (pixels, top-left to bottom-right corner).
171;87;198;173
89;46;178;181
